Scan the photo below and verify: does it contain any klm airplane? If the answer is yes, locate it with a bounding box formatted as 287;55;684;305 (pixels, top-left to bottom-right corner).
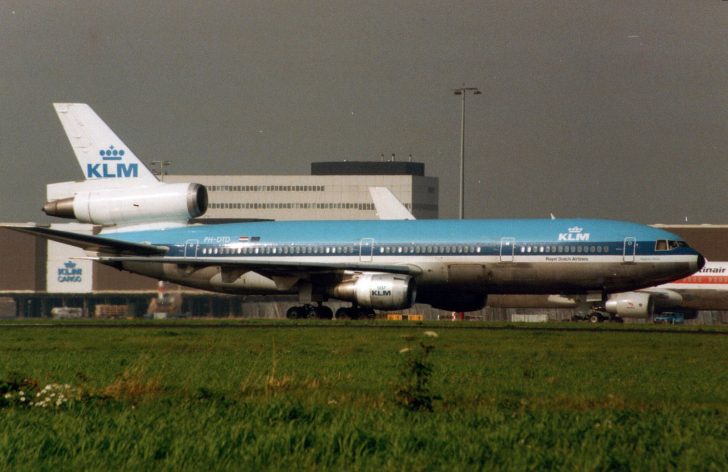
1;104;705;319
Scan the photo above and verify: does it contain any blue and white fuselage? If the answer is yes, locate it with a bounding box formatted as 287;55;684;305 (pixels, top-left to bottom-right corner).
18;217;699;313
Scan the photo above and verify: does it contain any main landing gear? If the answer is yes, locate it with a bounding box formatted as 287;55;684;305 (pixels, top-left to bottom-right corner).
286;304;333;319
285;304;376;320
334;306;375;320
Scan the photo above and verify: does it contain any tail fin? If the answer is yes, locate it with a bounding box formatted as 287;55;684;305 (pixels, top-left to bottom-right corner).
369;187;416;220
53;103;158;183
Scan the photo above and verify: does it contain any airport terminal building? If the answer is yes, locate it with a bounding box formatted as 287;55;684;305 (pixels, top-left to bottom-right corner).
166;161;438;221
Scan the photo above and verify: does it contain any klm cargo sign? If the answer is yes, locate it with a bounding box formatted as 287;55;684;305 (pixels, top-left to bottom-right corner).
47;235;93;294
86;145;138;178
57;261;83;283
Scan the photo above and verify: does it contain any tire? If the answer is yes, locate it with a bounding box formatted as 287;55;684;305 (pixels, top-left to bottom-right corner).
286;306;301;319
335;307;351;320
315;306;333;320
589;313;602;323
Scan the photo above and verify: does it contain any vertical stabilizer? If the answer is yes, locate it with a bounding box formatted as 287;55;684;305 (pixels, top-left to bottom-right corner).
53;103;158;183
369;187;416;220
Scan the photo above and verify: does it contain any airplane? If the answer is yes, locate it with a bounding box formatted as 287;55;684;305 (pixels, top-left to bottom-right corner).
486;261;728;322
0;103;706;319
371;178;728;321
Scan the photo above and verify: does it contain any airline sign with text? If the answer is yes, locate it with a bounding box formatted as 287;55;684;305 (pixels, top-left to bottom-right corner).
86;145;138;178
558;226;590;241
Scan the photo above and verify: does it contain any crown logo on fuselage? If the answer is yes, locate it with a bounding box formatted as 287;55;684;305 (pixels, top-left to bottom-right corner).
558;226;590;241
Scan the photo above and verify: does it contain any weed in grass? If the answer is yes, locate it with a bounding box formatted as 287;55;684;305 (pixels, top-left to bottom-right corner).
394;331;441;412
100;364;161;402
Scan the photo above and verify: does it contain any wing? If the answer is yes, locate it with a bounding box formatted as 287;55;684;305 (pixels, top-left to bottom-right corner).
86;255;421;277
1;223;421;277
1;224;167;256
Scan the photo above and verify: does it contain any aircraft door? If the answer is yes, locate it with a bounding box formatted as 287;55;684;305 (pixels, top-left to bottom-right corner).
623;237;636;262
184;239;199;258
500;237;515;262
360;238;374;262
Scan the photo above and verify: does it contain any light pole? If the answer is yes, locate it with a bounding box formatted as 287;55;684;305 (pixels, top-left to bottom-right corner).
452;86;481;219
149;160;172;181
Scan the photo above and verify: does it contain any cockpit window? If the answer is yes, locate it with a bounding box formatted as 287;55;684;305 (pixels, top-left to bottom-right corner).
656;240;689;251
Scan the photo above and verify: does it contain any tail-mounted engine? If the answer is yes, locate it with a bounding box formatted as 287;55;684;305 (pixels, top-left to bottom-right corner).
330;273;416;310
43;183;208;226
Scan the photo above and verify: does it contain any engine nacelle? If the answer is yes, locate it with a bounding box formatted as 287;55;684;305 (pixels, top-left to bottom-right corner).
331;273;416;310
43;183;208;226
604;291;654;318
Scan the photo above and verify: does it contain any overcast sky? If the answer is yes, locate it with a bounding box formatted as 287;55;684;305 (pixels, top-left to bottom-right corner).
1;1;728;223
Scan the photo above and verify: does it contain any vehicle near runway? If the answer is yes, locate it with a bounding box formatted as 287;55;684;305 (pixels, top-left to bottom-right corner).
1;103;705;319
653;312;685;325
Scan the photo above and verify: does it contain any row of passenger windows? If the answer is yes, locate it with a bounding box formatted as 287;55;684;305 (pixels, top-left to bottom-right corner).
198;244;614;256
201;245;356;256
199;245;483;256
520;245;611;254
208;185;325;192
210;202;377;210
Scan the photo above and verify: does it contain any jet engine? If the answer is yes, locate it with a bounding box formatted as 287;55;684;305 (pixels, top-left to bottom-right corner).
43;183;208;227
604;292;654;318
330;273;416;310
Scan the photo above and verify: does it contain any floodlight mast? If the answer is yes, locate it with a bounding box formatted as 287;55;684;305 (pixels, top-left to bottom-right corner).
452;86;481;219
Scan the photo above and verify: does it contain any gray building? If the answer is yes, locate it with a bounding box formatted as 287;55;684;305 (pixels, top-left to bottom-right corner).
166;161;438;221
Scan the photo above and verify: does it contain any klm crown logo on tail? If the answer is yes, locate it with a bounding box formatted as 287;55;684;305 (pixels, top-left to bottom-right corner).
558;226;590;241
86;145;139;178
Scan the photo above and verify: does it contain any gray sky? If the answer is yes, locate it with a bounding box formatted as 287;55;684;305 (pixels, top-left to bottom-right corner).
2;1;728;223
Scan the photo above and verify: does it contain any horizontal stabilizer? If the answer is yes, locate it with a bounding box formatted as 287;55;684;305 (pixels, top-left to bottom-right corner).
1;224;167;256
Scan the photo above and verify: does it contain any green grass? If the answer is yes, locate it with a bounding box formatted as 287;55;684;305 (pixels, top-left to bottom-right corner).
0;321;727;470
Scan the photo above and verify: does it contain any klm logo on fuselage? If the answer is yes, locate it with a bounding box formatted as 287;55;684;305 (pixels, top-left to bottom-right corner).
86;145;138;178
558;226;590;242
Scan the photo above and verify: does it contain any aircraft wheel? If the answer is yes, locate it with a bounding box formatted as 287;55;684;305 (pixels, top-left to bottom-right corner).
359;308;375;319
335;307;351;319
315;306;333;320
286;306;301;319
589;313;602;323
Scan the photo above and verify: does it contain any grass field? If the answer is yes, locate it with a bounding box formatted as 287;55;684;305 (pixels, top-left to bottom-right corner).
0;321;727;470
